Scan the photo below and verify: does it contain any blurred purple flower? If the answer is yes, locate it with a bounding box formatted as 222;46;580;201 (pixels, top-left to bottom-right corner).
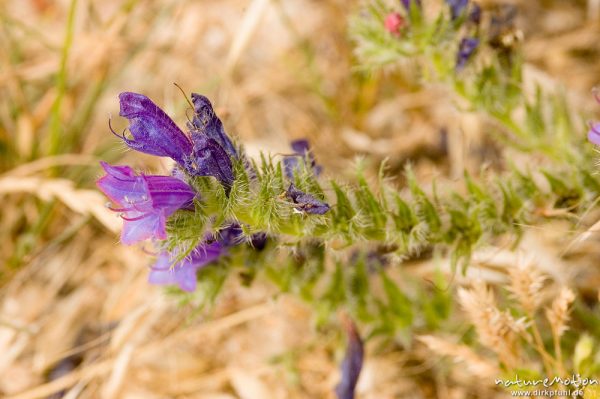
148;241;224;292
113;92;193;166
283;139;322;179
588;91;600;145
96;162;196;245
589;123;600;145
250;232;268;251
469;3;482;25
286;183;330;215
335;318;364;399
446;0;469;20
148;223;246;291
456;37;479;70
400;0;421;11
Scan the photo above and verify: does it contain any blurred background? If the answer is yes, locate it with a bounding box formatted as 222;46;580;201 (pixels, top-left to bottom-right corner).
1;0;599;398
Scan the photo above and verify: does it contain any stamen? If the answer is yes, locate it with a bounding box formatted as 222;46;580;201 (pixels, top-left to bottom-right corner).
108;117;130;141
121;213;151;222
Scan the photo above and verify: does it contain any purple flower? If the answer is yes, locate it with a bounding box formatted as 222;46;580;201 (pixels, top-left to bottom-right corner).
113;92;193;166
335;318;364;399
588;91;600;145
189;93;238;158
148;241;224;292
148;223;244;291
400;0;421;11
187;134;235;189
456;37;479;70
469;3;482;25
283;139;322;179
446;0;469;20
250;232;268;250
286;183;330;215
589;123;600;145
113;92;236;188
96;162;196;245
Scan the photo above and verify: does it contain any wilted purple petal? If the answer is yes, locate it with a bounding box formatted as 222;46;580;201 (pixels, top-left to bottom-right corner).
456;37;479;70
189;93;238;158
335;319;364;399
283;139;322;179
186;134;235;188
446;0;469;20
286;183;330;215
588;123;600;146
216;223;244;247
97;162;196;245
116;92;192;166
148;241;224;292
250;232;268;251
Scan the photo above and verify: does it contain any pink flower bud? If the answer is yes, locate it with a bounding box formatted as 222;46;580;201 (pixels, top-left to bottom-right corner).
384;12;404;36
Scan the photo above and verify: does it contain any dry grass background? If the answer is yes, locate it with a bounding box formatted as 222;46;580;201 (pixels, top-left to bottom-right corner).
1;0;599;398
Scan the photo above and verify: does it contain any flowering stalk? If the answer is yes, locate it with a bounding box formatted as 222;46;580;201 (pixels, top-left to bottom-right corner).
95;3;600;393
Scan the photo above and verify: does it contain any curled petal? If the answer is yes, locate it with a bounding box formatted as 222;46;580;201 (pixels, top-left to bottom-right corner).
118;92;193;165
286;183;330;215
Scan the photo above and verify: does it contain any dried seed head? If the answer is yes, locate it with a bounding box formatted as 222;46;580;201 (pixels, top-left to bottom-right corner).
458;281;526;368
507;258;547;315
545;287;575;338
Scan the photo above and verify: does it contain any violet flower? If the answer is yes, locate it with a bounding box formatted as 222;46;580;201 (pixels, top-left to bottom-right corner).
148;223;244;292
114;92;236;188
588;91;600;145
97;162;196;245
335;319;364;399
283;139;322;179
148;241;223;292
446;0;469;20
250;232;268;251
113;92;193;166
400;0;421;11
589;123;600;146
187;134;235;189
469;3;481;25
189;93;238;158
286;183;330;215
456;37;479;70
